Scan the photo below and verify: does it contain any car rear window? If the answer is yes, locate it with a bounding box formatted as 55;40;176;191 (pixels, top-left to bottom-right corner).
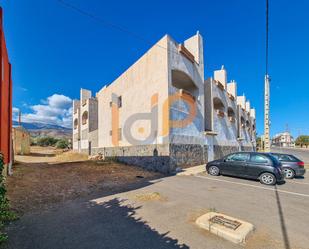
275;154;300;162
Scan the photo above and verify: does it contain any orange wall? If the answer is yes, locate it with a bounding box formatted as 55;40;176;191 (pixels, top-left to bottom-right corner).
0;8;12;165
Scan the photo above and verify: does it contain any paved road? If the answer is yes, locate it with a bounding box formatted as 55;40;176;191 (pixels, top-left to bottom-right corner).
271;146;309;163
3;171;309;249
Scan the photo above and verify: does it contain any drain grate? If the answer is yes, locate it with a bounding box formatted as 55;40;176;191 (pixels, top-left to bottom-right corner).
209;215;242;230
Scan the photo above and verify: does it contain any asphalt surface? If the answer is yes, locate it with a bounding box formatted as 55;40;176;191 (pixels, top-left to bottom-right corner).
271;146;309;163
3;171;309;249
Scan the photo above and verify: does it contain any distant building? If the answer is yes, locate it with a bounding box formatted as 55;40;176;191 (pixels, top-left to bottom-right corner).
0;8;13;175
272;132;295;147
12;126;31;155
73;32;256;173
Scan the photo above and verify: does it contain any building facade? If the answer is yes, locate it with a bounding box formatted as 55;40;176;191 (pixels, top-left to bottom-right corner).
0;8;13;175
12;126;31;155
272;132;295;147
73;32;256;173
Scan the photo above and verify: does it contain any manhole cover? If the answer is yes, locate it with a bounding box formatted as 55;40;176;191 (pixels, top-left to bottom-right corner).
209;215;241;230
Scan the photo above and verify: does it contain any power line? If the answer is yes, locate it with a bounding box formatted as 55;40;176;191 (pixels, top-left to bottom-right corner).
56;0;180;56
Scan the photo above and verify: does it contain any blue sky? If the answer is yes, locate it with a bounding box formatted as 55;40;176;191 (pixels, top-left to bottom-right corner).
0;0;308;137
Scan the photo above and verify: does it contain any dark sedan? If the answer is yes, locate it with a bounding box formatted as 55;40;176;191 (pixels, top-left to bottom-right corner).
206;152;285;185
270;153;306;179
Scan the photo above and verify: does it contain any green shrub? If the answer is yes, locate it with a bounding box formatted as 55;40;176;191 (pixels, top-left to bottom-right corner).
36;136;59;147
0;153;18;243
55;139;69;149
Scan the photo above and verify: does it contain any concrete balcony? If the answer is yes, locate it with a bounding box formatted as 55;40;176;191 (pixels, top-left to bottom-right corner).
178;44;195;63
216;109;225;118
214;80;225;91
229;116;235;123
228;93;235;101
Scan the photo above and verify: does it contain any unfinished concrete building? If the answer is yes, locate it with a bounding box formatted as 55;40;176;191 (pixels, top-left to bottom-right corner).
73;32;256;173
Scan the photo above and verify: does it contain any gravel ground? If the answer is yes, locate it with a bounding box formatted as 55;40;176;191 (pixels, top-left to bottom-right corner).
6;160;162;214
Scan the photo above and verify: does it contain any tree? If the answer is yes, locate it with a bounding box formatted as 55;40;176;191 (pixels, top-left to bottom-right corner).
295;135;309;148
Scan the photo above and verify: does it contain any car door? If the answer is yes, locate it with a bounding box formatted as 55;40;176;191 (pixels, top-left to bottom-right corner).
247;154;271;178
221;153;249;176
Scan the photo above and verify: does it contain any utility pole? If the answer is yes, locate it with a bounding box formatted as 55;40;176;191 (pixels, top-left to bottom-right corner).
264;0;271;152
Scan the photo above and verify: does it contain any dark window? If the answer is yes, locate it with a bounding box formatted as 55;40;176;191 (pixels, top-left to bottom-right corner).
118;96;122;108
226;153;249;162
109;130;112;136
250;154;269;164
278;155;298;162
109;101;113;107
82;111;88;125
153;148;158;156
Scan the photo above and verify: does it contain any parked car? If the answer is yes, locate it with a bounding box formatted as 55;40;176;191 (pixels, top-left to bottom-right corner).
206;152;285;185
270;153;306;179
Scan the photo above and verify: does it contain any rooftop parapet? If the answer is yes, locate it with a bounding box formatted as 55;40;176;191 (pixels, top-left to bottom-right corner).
245;101;251;113
183;31;203;65
237;95;246;110
80;88;92;101
73;100;80;114
214;65;227;89
227;80;237;100
250;108;256;119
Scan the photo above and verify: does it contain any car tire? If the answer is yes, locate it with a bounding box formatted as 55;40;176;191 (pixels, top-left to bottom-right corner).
283;168;295;179
208;166;220;176
260;172;276;185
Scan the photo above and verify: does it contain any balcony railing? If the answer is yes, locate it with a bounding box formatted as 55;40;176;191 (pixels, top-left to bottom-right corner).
178;89;196;101
178;44;195;63
228;93;235;101
214;80;225;91
216;109;225;118
229;116;235;123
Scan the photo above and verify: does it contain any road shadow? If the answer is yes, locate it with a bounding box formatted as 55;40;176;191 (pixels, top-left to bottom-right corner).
274;185;291;249
2;198;189;249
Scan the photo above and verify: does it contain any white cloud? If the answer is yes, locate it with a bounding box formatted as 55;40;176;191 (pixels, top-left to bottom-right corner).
15;94;73;128
12;107;20;113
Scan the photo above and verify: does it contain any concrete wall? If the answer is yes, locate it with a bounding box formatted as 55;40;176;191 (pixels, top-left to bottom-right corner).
12;127;30;155
96;35;169;149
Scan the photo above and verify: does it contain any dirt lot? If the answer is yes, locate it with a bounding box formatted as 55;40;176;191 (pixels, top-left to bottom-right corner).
7;147;162;215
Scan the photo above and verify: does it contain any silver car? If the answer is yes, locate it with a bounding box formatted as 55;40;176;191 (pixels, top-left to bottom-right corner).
270;153;306;179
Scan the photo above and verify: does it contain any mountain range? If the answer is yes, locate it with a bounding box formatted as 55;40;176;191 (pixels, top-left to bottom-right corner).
13;121;72;138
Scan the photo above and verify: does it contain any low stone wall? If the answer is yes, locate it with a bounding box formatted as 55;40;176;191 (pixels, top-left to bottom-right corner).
213;145;239;160
90;143;255;174
169;144;208;168
241;146;255;152
92;144;172;173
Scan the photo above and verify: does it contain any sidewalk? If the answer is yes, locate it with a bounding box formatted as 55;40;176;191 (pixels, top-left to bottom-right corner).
176;165;206;176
